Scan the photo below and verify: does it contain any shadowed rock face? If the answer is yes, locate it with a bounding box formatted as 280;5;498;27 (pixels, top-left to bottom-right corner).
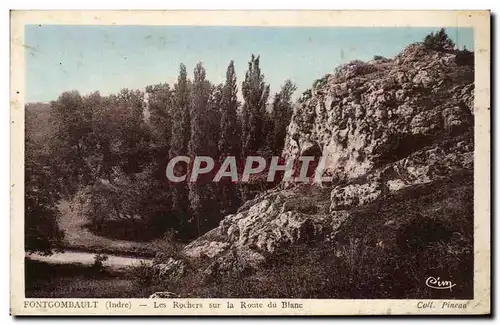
181;42;474;275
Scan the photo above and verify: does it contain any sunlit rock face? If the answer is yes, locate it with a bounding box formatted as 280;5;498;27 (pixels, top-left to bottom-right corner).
181;42;474;274
283;42;474;183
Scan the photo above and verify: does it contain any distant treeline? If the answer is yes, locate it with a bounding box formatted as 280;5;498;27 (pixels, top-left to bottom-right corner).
25;55;297;252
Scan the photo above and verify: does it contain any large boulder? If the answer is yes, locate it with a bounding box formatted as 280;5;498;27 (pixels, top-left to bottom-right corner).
183;186;349;273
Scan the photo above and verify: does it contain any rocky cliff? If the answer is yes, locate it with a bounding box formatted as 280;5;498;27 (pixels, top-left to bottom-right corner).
176;42;474;295
283;43;473;182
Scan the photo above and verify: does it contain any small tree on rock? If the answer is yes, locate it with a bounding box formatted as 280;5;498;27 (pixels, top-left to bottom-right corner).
423;28;455;51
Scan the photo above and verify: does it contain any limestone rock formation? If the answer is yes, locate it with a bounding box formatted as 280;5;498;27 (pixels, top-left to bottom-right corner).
180;42;474;276
283;43;473;182
152;257;186;280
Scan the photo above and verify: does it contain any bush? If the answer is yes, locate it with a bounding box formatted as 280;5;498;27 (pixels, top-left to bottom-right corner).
455;47;474;66
373;55;386;61
423;28;455;51
148;229;184;263
126;230;204;296
299;89;312;103
127;260;157;287
335;60;378;79
312;75;330;89
92;254;109;273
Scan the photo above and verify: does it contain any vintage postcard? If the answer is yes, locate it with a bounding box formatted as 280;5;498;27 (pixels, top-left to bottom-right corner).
10;10;490;315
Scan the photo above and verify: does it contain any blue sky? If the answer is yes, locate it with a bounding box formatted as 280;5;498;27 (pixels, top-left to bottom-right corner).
25;26;473;103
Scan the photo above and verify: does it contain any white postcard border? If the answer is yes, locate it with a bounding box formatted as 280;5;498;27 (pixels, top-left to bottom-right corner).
10;10;491;316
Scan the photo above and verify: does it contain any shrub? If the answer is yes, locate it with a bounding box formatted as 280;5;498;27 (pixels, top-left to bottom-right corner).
423;28;455;51
299;89;312;103
335;60;378;78
92;254;109;273
148;229;184;263
312;75;330;89
127;260;157;287
455;47;474;66
373;55;386;61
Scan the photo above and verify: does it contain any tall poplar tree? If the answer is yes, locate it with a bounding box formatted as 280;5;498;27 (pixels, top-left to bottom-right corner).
188;63;220;236
169;64;191;159
219;61;240;160
218;61;241;215
241;55;270;157
169;64;192;237
240;55;270;202
271;80;297;154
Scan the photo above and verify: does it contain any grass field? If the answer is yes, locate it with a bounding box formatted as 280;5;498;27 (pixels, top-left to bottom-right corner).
25;259;141;298
57;201;156;257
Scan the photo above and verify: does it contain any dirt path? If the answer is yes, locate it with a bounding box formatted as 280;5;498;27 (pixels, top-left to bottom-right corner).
27;251;153;270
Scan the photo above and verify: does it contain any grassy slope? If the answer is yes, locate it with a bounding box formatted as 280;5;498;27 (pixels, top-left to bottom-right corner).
28;170;474;299
25;259;138;298
57;201;156;257
26;103;156;257
139;170;473;299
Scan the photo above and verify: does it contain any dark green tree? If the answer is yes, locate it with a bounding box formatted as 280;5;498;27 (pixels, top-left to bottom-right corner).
49;91;95;195
271;80;297;154
99;89;150;176
189;63;210;156
423;28;455;51
146;83;173;148
25;119;64;254
207;83;223;159
169;64;192;237
188;63;221;236
219;61;241;160
170;64;191;159
146;83;174;179
241;55;270;157
218;61;242;215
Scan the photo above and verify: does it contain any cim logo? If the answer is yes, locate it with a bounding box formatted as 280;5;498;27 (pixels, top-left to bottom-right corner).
425;277;457;291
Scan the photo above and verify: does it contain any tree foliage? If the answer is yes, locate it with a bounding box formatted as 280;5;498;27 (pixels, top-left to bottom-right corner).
26;55;297;246
168;64;192;237
271;80;297;155
25;130;64;254
219;61;240;160
188;63;221;236
423;28;455;51
241;55;270;156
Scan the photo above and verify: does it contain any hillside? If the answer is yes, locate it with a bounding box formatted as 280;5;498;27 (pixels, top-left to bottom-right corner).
25;102;52;143
147;42;475;299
